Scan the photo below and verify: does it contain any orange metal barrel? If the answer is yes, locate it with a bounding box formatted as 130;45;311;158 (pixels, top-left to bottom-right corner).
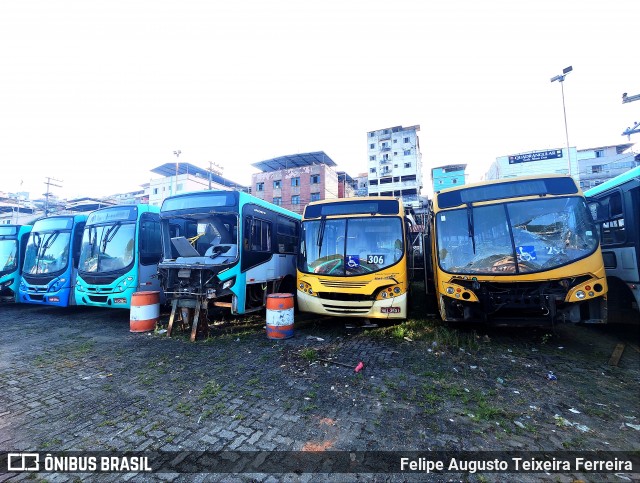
130;291;160;333
266;293;294;339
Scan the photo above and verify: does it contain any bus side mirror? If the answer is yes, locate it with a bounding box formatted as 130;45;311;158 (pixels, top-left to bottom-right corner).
588;201;607;223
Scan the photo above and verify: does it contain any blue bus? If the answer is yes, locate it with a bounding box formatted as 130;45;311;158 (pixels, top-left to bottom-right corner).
585;166;640;320
19;214;87;306
75;204;162;308
0;224;33;302
158;190;300;338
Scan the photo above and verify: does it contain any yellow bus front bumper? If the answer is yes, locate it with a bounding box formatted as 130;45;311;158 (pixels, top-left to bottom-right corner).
297;290;407;319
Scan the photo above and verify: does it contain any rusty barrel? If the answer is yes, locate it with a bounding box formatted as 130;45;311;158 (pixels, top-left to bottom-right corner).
266;293;294;339
130;291;160;333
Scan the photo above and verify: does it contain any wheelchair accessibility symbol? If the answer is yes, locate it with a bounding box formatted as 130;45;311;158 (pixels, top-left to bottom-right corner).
346;255;360;268
516;245;536;262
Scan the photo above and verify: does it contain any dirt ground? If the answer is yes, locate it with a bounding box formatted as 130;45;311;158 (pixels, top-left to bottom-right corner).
0;300;639;482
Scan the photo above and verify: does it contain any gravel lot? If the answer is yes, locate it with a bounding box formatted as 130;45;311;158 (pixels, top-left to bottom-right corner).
0;301;638;482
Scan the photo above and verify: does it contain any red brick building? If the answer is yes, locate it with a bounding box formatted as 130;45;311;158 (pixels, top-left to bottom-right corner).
251;152;350;214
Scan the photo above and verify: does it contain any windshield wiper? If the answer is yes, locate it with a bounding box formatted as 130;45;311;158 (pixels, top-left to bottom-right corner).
316;215;327;258
101;223;121;252
39;231;60;258
466;204;476;254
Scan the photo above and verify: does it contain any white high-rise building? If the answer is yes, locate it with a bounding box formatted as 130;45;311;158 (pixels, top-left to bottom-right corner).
366;125;423;208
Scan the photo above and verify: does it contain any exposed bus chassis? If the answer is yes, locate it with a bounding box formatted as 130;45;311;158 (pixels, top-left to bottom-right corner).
158;262;287;341
440;278;607;325
158;263;236;341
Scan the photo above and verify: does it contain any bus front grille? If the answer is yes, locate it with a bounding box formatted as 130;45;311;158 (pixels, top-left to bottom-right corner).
88;295;109;303
322;303;373;314
318;280;369;288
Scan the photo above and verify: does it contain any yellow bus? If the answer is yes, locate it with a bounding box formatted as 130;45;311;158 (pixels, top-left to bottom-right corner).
431;175;607;324
297;196;416;319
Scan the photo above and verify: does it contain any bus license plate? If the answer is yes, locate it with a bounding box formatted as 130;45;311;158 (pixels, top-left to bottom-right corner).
381;307;400;314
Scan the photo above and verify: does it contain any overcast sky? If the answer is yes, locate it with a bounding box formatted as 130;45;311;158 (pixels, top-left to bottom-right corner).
1;0;637;200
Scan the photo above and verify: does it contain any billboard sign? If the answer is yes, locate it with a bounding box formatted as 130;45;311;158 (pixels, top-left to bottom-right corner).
508;149;563;164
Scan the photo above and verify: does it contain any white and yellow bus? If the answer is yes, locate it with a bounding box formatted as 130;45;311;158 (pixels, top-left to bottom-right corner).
431;175;608;324
297;196;416;320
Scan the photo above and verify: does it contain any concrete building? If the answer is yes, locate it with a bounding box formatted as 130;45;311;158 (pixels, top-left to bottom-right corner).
577;143;638;191
353;173;368;197
337;172;357;199
431;164;467;192
485;147;579;183
367;125;423;208
250;152;342;214
148;163;247;208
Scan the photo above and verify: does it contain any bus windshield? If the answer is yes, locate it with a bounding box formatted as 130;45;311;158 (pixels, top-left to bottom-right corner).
0;240;18;274
79;223;136;273
300;217;403;276
436;197;598;274
23;231;72;275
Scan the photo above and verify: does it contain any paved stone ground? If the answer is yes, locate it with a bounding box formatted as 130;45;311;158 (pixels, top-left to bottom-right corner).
0;302;639;482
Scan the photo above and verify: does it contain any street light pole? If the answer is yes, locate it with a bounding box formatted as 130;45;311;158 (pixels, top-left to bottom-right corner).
550;66;573;176
172;150;181;195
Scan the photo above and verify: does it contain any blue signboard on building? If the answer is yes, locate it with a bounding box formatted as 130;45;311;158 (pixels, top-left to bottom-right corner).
509;149;563;164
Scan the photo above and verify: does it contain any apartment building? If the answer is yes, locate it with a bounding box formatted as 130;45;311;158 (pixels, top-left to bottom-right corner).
367;125;423;208
431;164;467;192
148;163;247;207
577;143;638;190
250;152;342;214
485;147;580;183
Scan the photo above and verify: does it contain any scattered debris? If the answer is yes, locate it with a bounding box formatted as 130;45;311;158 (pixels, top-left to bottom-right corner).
625;423;640;431
546;371;557;381
569;408;581;414
156;329;167;335
614;474;632;482
608;343;626;366
496;377;505;385
306;336;325;342
554;414;590;432
514;421;526;429
404;337;413;342
318;358;365;373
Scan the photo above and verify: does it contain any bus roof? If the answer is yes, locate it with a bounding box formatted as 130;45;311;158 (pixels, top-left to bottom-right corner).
584;166;640;198
161;190;301;219
303;196;402;219
435;175;579;209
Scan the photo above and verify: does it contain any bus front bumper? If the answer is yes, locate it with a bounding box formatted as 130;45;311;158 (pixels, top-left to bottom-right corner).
297;290;407;319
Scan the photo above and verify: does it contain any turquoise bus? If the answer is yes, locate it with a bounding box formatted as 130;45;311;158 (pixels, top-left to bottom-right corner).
0;224;32;302
585;166;640;319
75;204;162;308
158;190;300;334
19;214;87;306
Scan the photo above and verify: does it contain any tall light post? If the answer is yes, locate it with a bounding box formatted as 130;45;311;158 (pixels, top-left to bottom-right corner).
173;150;181;195
550;66;573;176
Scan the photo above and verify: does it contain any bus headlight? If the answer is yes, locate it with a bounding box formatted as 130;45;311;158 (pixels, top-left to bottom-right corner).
446;287;455;294
222;277;236;290
298;281;317;297
49;278;66;292
575;290;586;300
376;284;404;300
